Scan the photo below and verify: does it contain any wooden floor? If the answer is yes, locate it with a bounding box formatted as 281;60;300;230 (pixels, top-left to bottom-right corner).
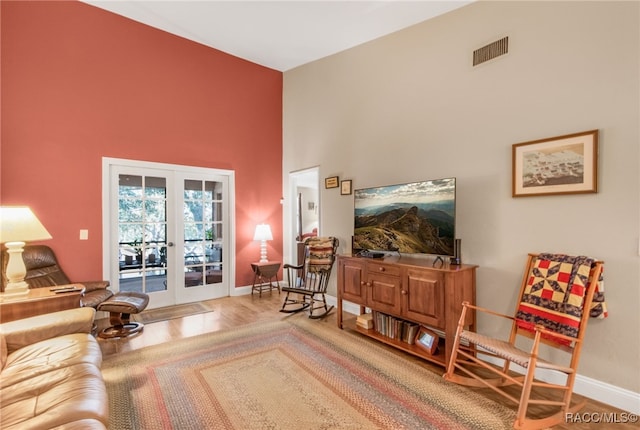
96;293;635;429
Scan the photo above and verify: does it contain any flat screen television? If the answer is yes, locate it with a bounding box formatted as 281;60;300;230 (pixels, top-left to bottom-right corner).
353;178;456;256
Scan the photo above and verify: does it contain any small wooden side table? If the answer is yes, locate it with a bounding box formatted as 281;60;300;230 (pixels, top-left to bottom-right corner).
0;284;85;323
251;261;281;297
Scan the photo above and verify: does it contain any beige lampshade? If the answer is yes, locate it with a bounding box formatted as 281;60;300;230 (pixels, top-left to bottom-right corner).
253;224;273;241
253;223;273;263
0;207;52;244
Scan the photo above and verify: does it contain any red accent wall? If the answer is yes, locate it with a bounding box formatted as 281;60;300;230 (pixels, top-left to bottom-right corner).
1;1;283;287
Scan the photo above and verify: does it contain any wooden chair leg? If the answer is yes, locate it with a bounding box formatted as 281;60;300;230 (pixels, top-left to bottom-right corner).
308;295;315;316
280;291;291;312
280;291;311;314
444;305;467;379
514;366;537;428
515;333;541;429
308;293;333;319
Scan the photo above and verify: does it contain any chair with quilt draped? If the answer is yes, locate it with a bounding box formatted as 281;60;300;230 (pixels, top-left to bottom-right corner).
280;236;339;319
443;253;606;430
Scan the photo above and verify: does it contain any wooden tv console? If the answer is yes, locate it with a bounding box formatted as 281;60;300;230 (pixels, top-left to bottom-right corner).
337;254;477;367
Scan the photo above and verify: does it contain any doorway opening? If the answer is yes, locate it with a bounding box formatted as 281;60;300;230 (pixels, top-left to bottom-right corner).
102;158;235;309
288;167;319;266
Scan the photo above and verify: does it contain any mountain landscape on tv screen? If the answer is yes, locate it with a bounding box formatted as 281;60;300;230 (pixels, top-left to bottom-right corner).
354;201;454;255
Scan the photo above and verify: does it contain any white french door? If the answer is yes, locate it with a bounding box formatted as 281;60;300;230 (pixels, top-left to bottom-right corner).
176;171;229;303
103;158;234;309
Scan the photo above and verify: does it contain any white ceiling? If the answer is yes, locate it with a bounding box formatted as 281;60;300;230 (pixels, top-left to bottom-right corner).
82;1;472;71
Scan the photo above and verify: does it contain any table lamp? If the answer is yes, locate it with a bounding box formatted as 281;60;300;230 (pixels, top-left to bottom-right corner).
253;223;273;263
0;207;52;298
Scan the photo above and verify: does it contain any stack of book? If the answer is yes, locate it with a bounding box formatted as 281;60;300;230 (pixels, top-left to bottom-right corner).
356;313;374;329
372;310;420;345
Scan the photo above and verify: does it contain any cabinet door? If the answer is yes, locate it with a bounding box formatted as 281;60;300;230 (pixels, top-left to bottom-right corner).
403;268;445;328
367;273;402;315
339;259;366;303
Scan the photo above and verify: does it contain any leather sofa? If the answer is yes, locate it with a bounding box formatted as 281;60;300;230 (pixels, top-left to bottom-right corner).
0;307;108;429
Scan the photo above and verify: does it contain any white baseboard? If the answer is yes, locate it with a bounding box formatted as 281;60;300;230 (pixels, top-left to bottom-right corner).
479;353;640;415
326;295;359;315
328;295;640;414
574;374;640;415
231;285;253;296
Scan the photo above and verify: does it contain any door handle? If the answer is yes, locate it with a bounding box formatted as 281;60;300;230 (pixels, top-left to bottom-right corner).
167;242;174;247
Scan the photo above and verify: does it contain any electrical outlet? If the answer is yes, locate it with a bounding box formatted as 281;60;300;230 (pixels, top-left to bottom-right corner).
80;229;89;240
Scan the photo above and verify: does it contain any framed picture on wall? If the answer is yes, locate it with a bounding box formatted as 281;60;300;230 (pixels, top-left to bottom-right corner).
512;129;598;197
340;180;352;195
325;176;339;189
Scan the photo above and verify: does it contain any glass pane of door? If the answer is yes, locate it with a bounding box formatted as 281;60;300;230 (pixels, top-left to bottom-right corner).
118;174;169;296
183;179;224;289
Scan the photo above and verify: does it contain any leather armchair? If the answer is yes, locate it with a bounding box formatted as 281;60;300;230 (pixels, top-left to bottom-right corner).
0;245;113;308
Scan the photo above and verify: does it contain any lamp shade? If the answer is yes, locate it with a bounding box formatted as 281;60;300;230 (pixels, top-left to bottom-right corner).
253;224;273;241
0;207;52;244
253;223;273;263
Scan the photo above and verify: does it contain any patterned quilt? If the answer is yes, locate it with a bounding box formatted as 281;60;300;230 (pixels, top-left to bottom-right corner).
515;253;607;346
305;237;337;272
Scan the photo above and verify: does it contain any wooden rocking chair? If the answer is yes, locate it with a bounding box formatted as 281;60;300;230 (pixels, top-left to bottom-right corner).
280;236;338;319
443;253;605;430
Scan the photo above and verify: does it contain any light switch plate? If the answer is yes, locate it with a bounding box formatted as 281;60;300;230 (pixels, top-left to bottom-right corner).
80;229;89;240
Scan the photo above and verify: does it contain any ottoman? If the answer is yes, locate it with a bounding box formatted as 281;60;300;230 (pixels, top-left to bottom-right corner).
97;291;149;339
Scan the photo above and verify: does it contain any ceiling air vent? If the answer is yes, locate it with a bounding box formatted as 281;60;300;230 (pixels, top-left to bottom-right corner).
473;36;508;66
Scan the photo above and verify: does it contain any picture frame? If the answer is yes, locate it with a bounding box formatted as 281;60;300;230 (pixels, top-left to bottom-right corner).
340;179;352;195
325;176;339;189
512;129;598;197
415;326;439;355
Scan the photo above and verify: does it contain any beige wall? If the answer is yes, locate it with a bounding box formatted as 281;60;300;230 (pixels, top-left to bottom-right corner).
283;1;639;396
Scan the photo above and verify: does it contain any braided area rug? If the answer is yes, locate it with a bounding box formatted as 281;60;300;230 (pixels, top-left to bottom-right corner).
102;317;515;429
